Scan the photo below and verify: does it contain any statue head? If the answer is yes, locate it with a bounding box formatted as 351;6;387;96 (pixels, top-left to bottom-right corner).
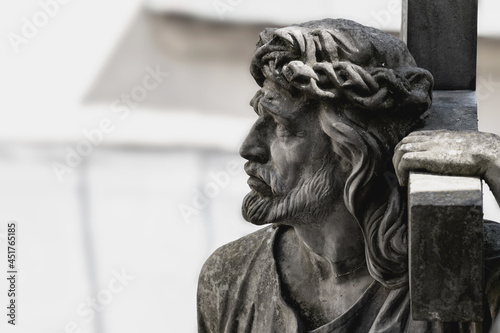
240;19;433;289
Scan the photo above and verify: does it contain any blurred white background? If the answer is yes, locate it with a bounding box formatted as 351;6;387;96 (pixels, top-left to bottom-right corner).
1;1;500;332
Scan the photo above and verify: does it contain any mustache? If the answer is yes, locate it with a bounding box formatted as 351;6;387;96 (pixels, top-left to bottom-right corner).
244;162;286;195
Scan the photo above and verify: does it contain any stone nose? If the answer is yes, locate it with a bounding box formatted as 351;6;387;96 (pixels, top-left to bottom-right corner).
239;121;269;164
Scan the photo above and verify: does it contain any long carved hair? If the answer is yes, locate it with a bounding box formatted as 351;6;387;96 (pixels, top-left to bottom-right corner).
251;19;434;289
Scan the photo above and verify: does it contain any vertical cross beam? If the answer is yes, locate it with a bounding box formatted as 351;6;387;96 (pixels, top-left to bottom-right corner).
403;0;478;90
402;0;484;325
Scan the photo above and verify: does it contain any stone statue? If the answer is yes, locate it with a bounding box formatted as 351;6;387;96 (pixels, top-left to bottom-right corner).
197;19;500;332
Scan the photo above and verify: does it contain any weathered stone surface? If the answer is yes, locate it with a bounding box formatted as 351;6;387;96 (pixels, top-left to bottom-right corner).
409;172;483;322
198;19;437;333
403;0;483;324
197;17;500;333
402;0;478;90
421;90;478;131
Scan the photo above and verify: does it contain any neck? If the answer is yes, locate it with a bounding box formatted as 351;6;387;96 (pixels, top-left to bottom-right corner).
290;203;366;279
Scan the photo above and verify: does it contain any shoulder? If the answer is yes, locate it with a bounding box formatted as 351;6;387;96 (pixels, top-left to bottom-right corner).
197;225;279;331
198;225;278;285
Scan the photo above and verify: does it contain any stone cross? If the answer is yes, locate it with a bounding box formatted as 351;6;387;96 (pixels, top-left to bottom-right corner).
402;0;484;329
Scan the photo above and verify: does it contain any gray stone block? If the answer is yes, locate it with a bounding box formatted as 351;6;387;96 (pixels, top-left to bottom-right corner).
409;172;483;322
421;90;478;131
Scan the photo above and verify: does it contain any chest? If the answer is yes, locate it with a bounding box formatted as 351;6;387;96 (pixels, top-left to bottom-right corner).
275;234;373;330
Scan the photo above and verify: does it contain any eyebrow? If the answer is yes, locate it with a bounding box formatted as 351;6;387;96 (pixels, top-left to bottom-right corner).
250;87;298;125
258;98;298;130
259;97;288;119
249;90;264;115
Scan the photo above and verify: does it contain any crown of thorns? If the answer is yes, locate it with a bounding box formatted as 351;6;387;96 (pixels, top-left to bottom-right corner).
250;19;433;114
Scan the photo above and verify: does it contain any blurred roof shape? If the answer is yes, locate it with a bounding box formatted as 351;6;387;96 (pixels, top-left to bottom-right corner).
84;10;280;117
84;3;500;120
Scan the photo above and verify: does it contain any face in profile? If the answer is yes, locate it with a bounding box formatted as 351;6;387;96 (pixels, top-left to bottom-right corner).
239;79;344;226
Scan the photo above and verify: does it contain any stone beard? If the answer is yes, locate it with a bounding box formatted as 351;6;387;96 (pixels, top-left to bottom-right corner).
242;156;338;225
